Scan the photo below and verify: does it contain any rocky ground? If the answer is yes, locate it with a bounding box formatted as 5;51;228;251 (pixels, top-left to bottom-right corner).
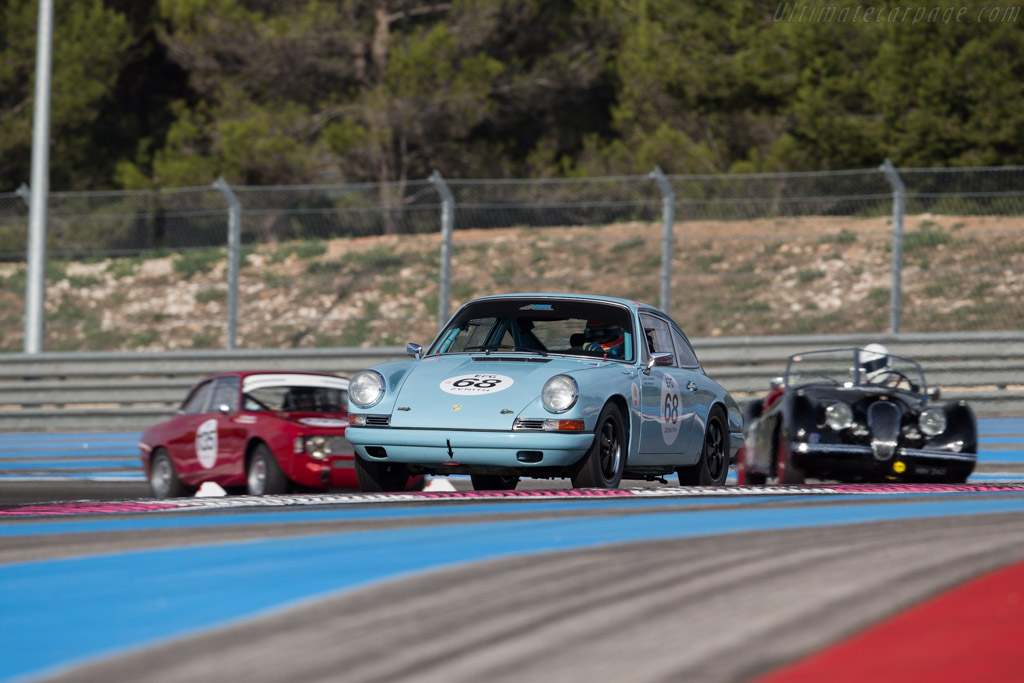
1;214;1021;351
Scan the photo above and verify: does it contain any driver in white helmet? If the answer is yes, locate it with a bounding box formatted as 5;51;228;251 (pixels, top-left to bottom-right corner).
859;343;892;384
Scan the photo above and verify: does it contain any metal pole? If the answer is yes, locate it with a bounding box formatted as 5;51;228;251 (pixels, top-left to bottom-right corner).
430;170;455;330
650;166;675;314
213;177;241;350
880;159;905;334
24;0;54;354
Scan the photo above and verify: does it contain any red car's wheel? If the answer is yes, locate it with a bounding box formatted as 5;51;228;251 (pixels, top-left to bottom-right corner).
247;443;289;495
149;449;196;499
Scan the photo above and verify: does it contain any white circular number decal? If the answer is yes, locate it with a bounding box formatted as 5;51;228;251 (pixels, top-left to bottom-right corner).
440;374;514;395
661;375;683;445
196;418;218;469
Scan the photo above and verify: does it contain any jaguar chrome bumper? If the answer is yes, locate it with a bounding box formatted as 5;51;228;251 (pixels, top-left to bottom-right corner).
791;442;977;464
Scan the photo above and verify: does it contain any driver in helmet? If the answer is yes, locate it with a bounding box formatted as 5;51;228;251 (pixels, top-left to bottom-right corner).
858;343;892;384
582;321;625;359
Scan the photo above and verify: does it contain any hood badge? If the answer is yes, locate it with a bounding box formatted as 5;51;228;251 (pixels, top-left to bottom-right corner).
452;404;462;411
397;406;411;411
500;409;514;414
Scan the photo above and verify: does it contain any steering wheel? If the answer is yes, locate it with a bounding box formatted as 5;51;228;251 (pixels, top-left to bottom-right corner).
878;370;915;391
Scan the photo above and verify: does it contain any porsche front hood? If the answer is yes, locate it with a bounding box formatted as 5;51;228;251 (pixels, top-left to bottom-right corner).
388;355;565;429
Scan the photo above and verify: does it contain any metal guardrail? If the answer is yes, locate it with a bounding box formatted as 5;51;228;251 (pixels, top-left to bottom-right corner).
0;332;1021;431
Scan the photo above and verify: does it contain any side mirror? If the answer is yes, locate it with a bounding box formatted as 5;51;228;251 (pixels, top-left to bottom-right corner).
218;403;232;415
643;352;674;374
927;385;941;400
407;342;423;359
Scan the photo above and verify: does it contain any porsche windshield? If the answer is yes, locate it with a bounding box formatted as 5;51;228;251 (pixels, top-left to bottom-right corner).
785;348;927;393
429;299;636;362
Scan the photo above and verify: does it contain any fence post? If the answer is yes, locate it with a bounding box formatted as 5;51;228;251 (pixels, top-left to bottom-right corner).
650;166;675;315
880;159;905;334
213;177;241;350
430;170;455;329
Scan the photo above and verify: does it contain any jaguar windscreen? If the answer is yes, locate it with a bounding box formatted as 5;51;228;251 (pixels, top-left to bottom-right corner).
428;298;635;362
785;348;927;393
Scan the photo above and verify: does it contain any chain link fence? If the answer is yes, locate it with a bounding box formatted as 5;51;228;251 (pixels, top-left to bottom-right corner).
1;164;1022;352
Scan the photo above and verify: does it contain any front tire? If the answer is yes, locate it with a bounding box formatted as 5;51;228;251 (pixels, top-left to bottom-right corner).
677;406;729;486
354;455;410;492
571;403;626;489
471;474;520;490
776;433;805;485
149;449;196;499
247;443;290;495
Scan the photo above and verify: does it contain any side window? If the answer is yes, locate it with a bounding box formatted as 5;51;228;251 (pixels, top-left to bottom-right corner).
640;315;675;361
181;381;214;414
210;376;240;412
670;327;700;368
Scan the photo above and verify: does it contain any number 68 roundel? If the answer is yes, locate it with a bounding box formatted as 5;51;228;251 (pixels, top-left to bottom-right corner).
441;373;515;395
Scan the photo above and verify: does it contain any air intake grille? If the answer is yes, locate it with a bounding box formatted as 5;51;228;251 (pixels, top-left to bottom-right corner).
323;436;353;454
867;401;901;461
365;415;391;427
514;418;546;431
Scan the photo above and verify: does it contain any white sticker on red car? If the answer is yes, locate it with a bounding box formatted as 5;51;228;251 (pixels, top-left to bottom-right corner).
299;417;349;428
440;374;515;395
196;418;218;469
661;374;683;445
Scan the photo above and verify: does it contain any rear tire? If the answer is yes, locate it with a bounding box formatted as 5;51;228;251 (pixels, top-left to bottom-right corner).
471;474;520;490
247;443;290;495
354;455;411;492
677;406;729;486
571;404;626;489
149;449;196;499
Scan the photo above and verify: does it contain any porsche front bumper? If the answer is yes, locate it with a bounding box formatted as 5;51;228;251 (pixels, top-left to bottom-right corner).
346;426;596;469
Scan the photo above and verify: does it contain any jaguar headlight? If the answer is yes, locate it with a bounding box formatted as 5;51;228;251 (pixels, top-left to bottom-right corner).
824;402;853;431
919;407;947;437
349;370;385;408
542;375;578;413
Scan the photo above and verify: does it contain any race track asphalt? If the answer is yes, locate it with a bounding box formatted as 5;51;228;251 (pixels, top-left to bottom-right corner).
4;487;1024;683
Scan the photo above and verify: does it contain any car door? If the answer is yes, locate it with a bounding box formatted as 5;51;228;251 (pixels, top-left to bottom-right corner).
166;379;215;484
206;375;245;482
636;314;701;460
669;324;714;458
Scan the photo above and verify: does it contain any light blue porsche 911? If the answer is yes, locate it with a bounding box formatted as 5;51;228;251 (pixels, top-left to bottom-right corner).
346;293;743;491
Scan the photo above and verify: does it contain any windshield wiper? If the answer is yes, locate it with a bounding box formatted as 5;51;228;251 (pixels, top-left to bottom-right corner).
464;344;547;356
463;344;518;355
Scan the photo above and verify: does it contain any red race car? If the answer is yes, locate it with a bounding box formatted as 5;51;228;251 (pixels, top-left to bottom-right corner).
140;370;422;498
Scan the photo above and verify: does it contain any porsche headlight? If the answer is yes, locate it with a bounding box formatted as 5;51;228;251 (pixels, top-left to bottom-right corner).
349;370;385;408
919;407;947;436
824;402;853;431
542;375;578;413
